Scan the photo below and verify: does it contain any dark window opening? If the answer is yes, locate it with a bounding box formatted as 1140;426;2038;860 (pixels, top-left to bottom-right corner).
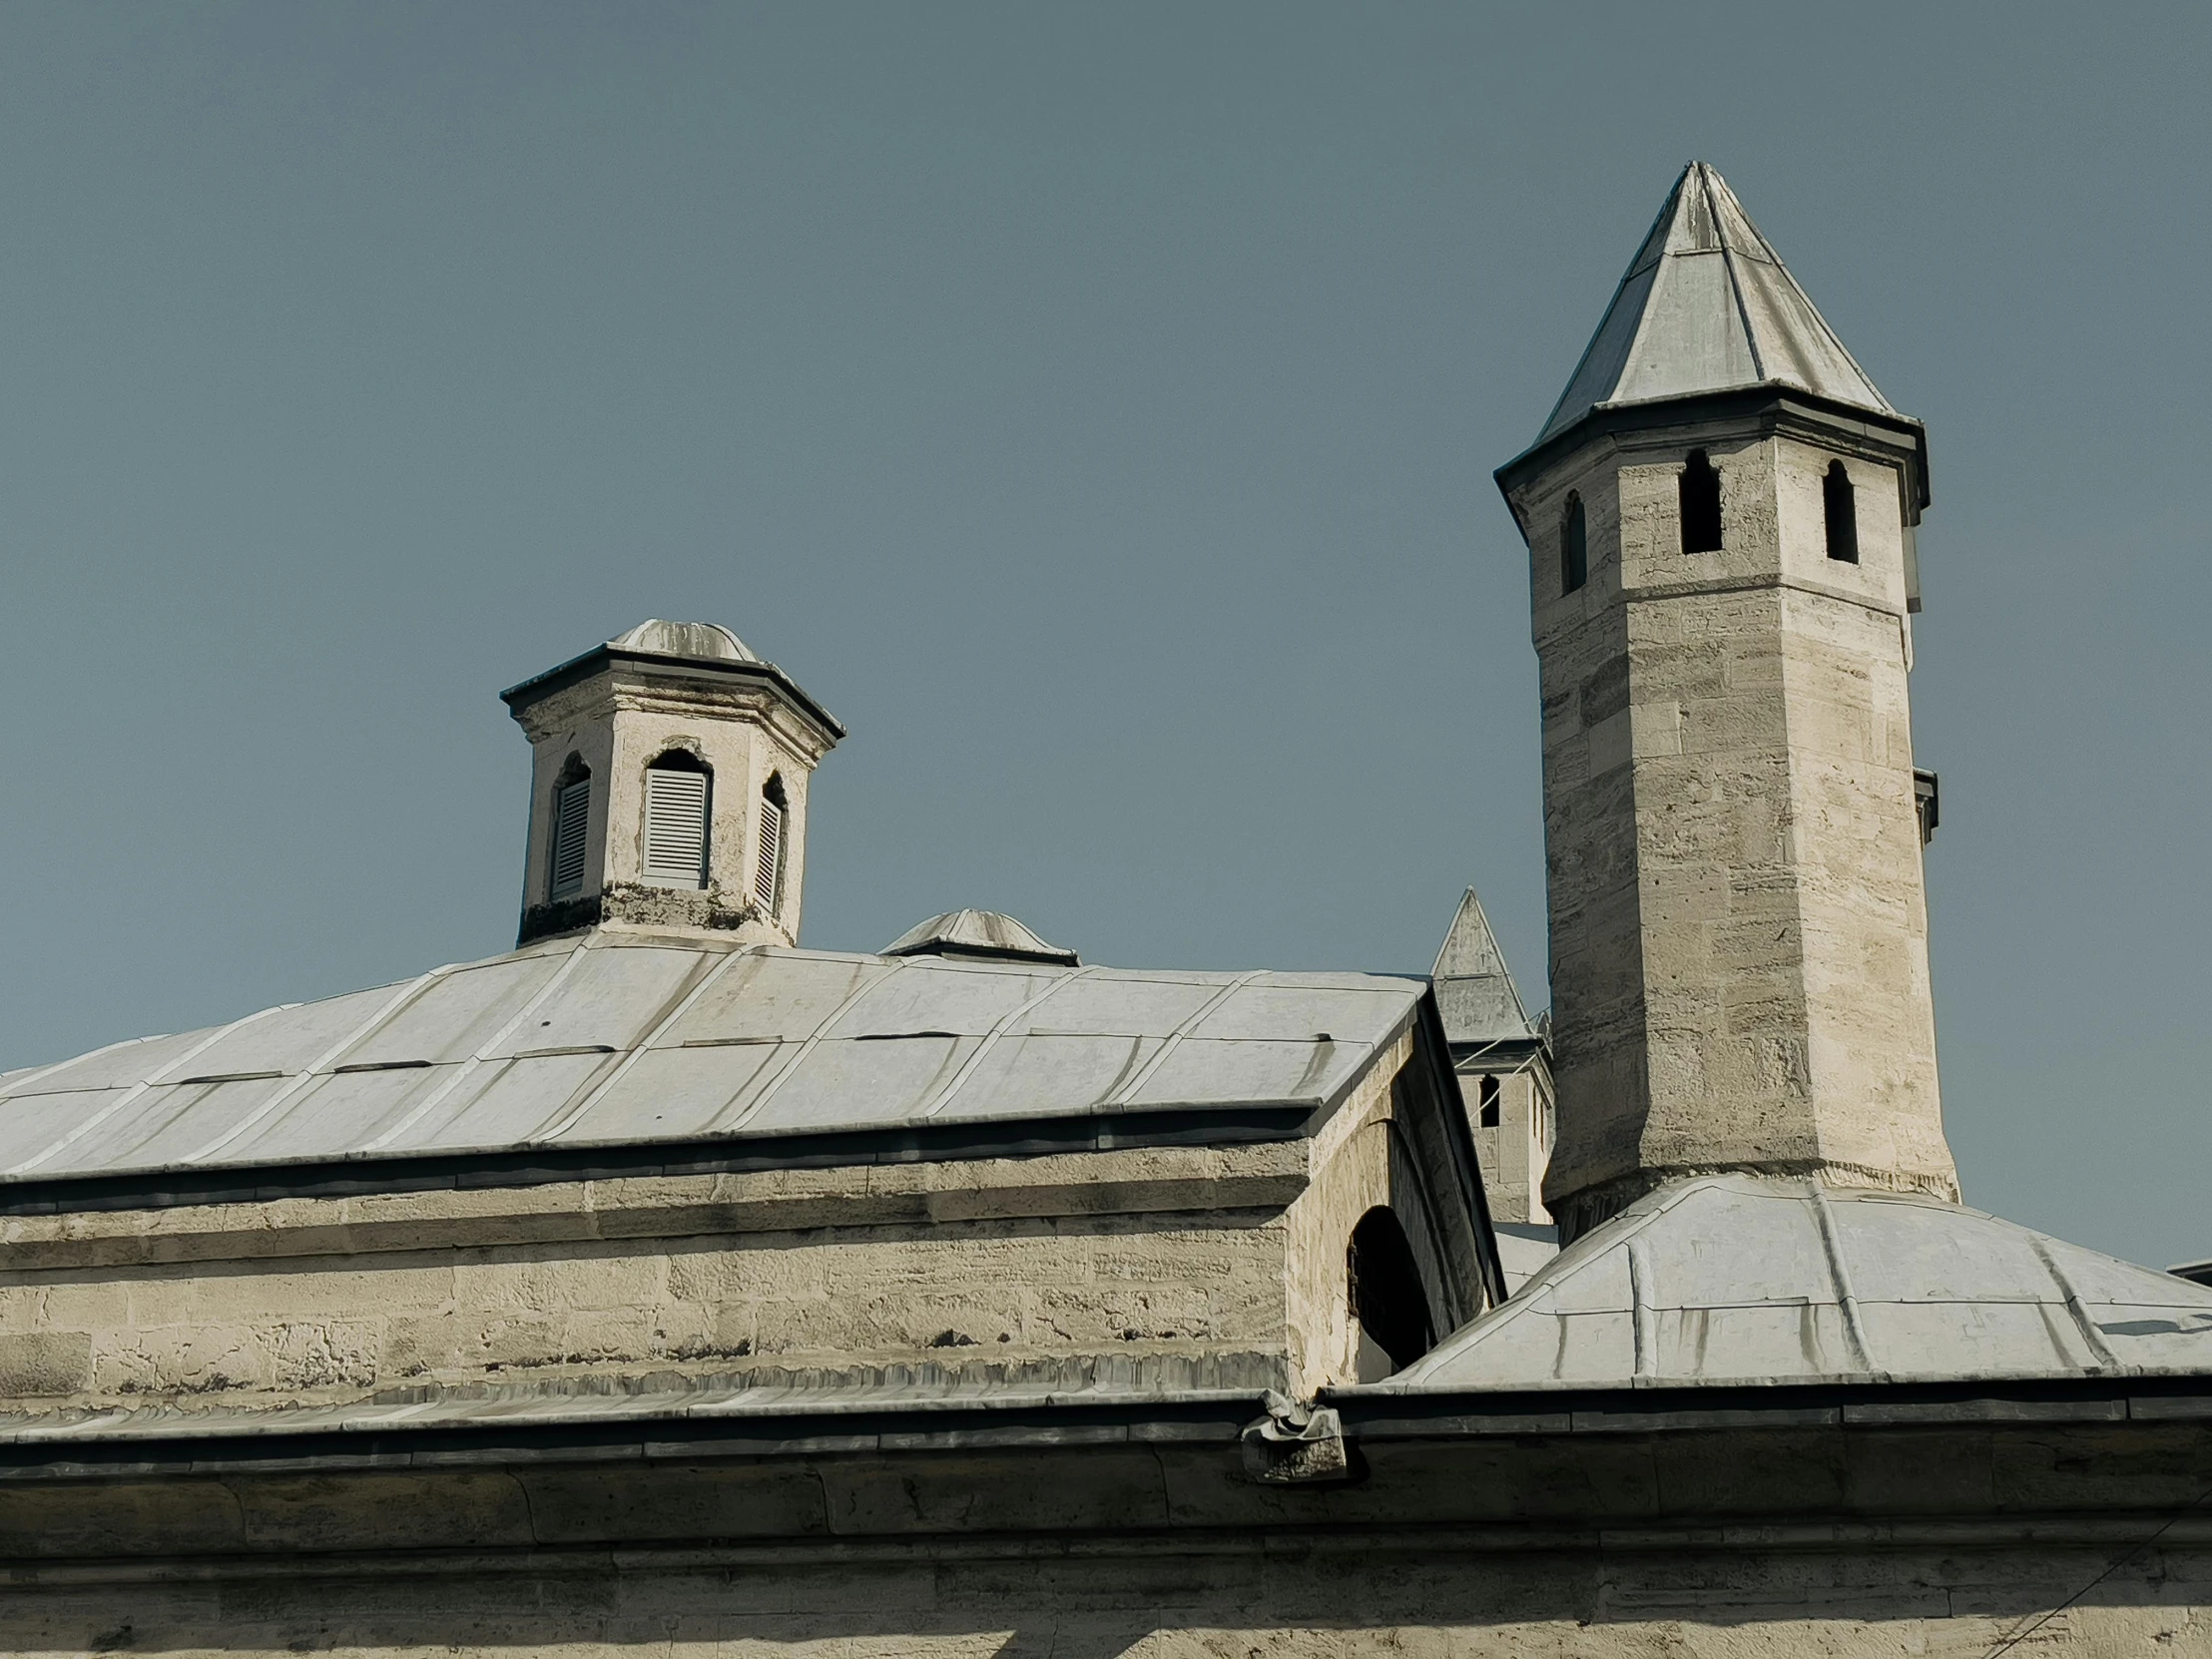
1823;460;1859;563
1914;769;1938;845
1477;1073;1501;1128
1560;492;1588;594
1679;450;1722;553
756;774;791;915
1347;1206;1433;1373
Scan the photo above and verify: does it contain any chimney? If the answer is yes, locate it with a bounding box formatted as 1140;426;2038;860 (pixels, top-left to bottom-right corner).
500;620;844;947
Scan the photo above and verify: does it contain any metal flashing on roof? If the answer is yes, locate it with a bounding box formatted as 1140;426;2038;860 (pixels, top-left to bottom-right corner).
1386;1175;2212;1391
0;929;1424;1206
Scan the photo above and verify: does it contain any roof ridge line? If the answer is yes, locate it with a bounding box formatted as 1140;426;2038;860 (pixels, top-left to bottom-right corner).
711;954;909;1135
5;1003;292;1178
1707;166;1769;384
179;967;453;1168
919;965;1105;1120
1534;164;1694;440
358;932;599;1156
530;945;761;1146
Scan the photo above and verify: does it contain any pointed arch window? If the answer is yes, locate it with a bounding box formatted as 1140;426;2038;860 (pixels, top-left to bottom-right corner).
1823;460;1859;563
547;759;592;902
643;751;711;887
755;775;789;916
1560;492;1588;594
1679;450;1723;553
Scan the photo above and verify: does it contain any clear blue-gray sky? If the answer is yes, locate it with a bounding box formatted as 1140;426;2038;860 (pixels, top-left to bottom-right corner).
1;3;2205;1268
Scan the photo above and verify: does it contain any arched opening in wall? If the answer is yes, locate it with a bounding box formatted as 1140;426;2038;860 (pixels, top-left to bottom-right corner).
1347;1207;1433;1381
1560;492;1587;594
642;749;712;888
547;755;592;902
1823;460;1859;563
1679;449;1723;553
755;774;790;916
1477;1074;1500;1128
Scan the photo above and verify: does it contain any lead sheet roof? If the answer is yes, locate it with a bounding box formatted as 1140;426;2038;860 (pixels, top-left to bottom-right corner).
0;929;1422;1190
1536;161;1897;446
1385;1175;2212;1389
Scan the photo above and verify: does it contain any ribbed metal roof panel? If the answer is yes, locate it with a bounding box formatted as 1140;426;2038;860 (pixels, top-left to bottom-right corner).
0;930;1422;1189
1389;1176;2212;1389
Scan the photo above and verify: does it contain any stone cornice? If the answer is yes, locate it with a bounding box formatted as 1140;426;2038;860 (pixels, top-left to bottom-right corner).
504;648;845;753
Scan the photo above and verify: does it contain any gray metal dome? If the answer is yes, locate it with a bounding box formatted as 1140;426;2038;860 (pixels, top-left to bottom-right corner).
607;619;759;664
1387;1175;2212;1390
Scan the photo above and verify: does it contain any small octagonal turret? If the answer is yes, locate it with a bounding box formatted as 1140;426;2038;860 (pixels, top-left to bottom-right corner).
501;620;844;946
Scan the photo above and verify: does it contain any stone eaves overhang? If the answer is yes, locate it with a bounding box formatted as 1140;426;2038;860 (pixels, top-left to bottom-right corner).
500;643;848;747
0;1376;2205;1561
1492;385;1933;538
0;1101;1323;1218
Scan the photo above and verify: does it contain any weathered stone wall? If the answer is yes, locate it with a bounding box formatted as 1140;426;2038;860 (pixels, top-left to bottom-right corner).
0;1147;1306;1411
0;1030;1477;1410
1282;1029;1488;1386
1512;414;1955;1237
1;1537;2202;1655
1460;1060;1549;1225
0;1414;2202;1655
1519;437;1651;1225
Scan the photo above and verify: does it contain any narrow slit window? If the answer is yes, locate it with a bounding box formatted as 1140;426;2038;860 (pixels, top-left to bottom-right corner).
1561;492;1587;594
1823;460;1859;563
548;768;592;901
1477;1074;1501;1128
755;775;789;915
642;754;711;887
1679;449;1723;553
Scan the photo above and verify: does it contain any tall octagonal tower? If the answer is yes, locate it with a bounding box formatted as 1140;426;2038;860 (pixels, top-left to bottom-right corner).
1495;164;1956;1242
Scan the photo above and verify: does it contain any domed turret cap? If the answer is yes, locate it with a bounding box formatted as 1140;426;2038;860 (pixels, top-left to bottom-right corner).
606;619;760;664
501;618;844;742
882;910;1079;966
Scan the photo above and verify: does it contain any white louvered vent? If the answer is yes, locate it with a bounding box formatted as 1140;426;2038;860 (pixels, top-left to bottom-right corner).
549;777;591;900
643;767;710;887
754;796;784;914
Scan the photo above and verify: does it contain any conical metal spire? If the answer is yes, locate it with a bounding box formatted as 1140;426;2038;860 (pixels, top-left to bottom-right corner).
1536;163;1894;445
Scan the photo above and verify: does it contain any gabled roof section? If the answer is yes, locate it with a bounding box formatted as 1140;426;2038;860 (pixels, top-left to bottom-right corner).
1536;163;1897;447
0;931;1427;1205
1430;888;1533;1047
1386;1176;2212;1390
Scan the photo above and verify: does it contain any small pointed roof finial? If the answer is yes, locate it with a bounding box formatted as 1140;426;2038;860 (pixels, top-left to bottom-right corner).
1430;887;1533;1045
882;910;1079;966
1533;161;1896;448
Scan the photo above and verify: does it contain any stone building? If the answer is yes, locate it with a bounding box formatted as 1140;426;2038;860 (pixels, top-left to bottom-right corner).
1429;888;1558;1287
0;162;2208;1656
